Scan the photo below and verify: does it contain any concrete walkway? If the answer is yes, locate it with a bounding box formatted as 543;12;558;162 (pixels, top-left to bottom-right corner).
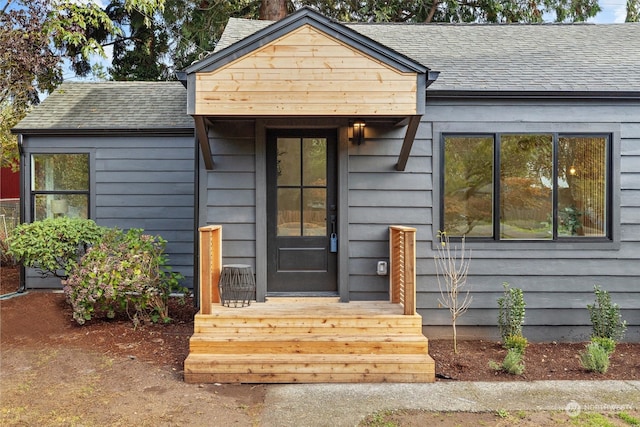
260;380;640;427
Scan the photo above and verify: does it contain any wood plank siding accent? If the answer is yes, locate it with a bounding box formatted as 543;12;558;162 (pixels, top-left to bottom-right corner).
199;225;222;313
390;226;417;315
194;25;419;116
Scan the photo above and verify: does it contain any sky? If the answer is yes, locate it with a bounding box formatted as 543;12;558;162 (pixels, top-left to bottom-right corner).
3;0;629;84
591;0;628;22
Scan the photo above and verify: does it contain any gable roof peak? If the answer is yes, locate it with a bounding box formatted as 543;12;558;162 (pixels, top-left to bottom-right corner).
184;7;428;75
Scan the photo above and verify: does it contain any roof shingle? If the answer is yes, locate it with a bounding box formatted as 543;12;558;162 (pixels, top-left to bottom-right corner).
217;18;640;92
14;81;192;132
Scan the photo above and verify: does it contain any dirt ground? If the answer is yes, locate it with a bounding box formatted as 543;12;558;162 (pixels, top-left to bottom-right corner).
1;267;266;426
2;265;639;426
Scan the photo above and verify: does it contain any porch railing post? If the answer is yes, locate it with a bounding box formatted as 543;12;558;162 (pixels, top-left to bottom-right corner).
199;225;222;314
389;225;417;315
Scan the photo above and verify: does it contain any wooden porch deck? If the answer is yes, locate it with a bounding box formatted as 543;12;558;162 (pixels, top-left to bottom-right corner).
184;226;435;383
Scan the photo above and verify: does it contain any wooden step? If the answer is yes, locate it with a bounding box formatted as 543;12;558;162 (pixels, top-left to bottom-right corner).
194;314;423;332
184;301;435;383
184;353;435;383
189;334;429;354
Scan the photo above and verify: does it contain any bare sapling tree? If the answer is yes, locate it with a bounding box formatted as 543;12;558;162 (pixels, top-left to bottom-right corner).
434;231;472;354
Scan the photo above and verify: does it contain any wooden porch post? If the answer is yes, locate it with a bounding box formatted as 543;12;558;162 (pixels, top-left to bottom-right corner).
199;225;222;314
389;226;417;315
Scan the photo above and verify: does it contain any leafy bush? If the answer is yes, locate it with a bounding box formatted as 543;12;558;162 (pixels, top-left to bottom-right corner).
497;282;526;342
587;285;626;342
63;228;185;326
0;237;16;267
580;340;611;374
489;349;525;375
503;334;528;354
591;336;616;355
7;217;105;278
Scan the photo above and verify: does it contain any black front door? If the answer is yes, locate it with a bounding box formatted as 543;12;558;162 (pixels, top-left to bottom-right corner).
266;129;337;294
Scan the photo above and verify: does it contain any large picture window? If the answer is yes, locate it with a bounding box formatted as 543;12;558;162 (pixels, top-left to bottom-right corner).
31;153;90;220
442;134;610;241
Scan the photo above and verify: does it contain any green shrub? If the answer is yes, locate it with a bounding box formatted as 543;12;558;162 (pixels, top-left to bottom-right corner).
0;237;16;267
579;341;611;374
63;228;185;326
497;282;526;342
591;336;616;355
489;349;525;375
503;334;528;354
7;217;105;279
587;285;626;342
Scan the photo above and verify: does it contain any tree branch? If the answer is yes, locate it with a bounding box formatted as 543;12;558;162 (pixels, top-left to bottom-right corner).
426;0;441;22
1;0;13;15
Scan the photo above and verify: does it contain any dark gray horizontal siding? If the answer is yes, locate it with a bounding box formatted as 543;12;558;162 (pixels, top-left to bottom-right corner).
349;154;431;173
424;98;640;340
22;134;196;290
96;159;194;171
427;100;639;123
97;194;194;207
95;171;193;183
98;218;194;230
97;206;193;219
97;182;194;195
203;121;257;270
350;190;431;208
350;172;432;190
92;135;195;289
348;123;432;301
417;291;640;310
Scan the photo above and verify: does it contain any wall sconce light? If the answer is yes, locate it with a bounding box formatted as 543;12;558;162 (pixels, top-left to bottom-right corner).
569;165;577;176
352;120;366;145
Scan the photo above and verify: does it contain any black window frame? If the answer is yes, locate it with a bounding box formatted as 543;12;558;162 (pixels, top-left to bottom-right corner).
440;132;613;242
30;152;91;221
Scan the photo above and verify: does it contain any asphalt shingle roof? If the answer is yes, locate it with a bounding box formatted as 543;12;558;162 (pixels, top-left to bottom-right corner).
217;18;640;92
14;81;192;132
14;18;640;132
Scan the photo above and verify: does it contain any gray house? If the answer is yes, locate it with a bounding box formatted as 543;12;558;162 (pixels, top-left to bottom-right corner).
14;8;639;350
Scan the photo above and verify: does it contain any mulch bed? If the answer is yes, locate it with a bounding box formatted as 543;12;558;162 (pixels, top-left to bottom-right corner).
2;265;638;380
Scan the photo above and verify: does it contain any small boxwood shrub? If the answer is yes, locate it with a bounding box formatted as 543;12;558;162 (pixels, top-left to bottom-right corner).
489;348;525;375
497;282;526;342
503;334;528;354
63;228;185;326
587;285;626;342
580;340;611;374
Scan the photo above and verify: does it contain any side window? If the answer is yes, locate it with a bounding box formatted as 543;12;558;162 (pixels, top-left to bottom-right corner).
31;153;90;220
442;134;610;241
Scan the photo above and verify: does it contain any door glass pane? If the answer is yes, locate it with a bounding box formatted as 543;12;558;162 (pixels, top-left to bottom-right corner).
34;194;89;221
277;188;301;236
302;138;326;186
444;136;494;237
303;188;326;236
500;134;553;240
32;154;89;191
277;138;301;186
558;136;608;237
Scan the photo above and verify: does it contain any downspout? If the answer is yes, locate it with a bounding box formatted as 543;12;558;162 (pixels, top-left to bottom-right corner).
17;134;26;293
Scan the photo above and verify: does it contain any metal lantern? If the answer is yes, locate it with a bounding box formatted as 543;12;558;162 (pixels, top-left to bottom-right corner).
218;264;256;307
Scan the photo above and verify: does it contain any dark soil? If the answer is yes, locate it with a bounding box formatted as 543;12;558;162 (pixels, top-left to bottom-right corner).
2;265;639;381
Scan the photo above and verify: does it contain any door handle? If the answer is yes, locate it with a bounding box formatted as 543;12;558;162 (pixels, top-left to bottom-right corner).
330;215;337;252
